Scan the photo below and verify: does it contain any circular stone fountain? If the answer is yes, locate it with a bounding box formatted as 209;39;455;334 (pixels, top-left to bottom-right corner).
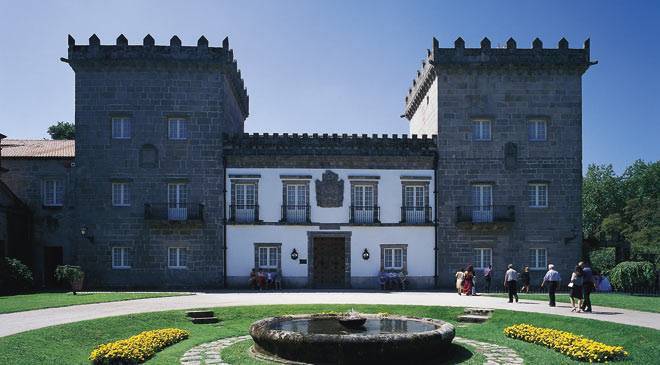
249;313;455;364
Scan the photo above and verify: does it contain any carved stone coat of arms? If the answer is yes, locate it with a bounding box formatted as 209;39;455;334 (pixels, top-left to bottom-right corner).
315;170;344;207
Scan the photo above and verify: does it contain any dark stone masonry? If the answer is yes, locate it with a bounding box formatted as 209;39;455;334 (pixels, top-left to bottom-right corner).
0;35;593;288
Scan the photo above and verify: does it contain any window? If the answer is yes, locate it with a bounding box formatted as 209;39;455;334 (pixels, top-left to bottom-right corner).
383;247;403;270
529;248;547;270
43;179;64;206
112;183;130;206
168;183;188;220
168;247;187;268
473;120;491;141
168;118;187;140
404;185;425;208
528;183;548;208
111;117;131;139
234;183;257;222
473;248;492;269
403;184;428;223
257;246;280;269
285;183;308;223
528;120;547;141
112;247;130;269
471;184;493;222
351;184;376;223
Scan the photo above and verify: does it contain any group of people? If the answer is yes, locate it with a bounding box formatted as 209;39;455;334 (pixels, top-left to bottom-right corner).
248;268;282;290
455;261;596;312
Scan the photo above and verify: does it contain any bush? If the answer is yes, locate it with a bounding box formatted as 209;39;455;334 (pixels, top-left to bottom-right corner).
609;261;656;292
0;257;33;294
89;328;189;364
589;247;616;275
504;323;627;362
55;265;85;294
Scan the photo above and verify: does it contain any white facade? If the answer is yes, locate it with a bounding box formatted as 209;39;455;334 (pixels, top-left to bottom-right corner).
225;168;436;288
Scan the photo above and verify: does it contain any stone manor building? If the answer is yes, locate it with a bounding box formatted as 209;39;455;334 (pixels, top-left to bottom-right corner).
0;34;594;289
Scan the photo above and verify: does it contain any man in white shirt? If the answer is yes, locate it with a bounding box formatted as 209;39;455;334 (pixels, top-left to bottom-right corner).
541;264;562;307
504;264;519;303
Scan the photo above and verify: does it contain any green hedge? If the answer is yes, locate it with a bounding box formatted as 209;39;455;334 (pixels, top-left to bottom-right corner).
0;257;33;294
609;261;656;292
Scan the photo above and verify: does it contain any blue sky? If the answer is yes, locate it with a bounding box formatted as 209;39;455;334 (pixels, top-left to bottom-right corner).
0;0;658;173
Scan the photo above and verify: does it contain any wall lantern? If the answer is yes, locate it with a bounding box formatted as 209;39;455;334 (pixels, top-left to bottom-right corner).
80;226;94;242
362;248;370;260
290;248;299;260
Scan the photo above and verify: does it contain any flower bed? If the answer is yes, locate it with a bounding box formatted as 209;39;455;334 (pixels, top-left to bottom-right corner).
89;328;189;364
504;324;628;362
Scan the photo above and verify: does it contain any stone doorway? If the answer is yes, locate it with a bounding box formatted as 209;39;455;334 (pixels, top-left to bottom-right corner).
307;232;351;289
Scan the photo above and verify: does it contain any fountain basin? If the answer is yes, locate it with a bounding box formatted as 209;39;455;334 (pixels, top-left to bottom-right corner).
249;313;455;364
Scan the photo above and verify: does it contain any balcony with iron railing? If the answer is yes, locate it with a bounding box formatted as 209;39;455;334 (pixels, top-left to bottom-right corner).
229;204;259;223
280;204;311;224
456;205;515;229
144;203;204;221
349;205;380;224
400;206;433;224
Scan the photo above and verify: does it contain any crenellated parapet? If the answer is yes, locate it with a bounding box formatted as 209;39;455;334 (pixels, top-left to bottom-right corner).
61;34;249;117
222;132;437;156
403;37;596;120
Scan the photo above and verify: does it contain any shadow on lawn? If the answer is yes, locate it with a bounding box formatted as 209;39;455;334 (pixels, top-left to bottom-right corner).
427;343;474;365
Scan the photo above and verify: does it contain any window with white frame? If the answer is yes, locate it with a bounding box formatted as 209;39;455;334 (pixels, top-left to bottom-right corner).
111;117;131;139
168;183;188;220
112;247;130;268
233;182;257;222
383;247;404;270
473;248;492;269
257;246;280;269
168;118;187;140
43;179;64;206
529;248;547;270
168;247;187;268
352;184;375;208
112;182;130;206
473;119;491;141
471;184;493;222
528;183;548;208
528;120;547;141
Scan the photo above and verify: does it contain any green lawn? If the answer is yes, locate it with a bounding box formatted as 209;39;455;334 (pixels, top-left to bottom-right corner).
484;292;660;313
0;292;188;314
0;304;657;364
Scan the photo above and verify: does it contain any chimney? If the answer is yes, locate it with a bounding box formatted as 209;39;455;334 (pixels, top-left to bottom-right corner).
0;132;7;175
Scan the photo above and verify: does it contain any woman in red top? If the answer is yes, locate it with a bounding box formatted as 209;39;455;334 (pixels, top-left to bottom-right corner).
462;265;474;295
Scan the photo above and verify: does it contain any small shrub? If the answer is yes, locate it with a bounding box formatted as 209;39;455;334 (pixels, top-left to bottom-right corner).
589;247;616;276
504;323;628;362
0;257;33;294
54;265;85;294
89;328;189;364
609;261;656;292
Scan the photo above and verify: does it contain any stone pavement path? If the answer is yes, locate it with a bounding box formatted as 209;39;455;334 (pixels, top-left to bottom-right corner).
2;291;659;337
180;335;251;365
454;337;523;365
178;335;523;365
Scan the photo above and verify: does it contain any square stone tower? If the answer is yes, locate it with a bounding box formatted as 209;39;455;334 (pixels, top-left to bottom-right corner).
404;37;595;287
63;34;248;287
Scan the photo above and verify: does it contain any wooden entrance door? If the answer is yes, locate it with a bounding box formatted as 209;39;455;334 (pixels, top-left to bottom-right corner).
312;237;346;288
44;246;63;288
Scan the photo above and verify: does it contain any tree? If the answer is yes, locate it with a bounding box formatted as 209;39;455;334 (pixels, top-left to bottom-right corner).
47;121;75;140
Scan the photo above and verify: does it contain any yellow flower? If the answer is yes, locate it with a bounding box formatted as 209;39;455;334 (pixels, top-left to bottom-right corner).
89;328;189;364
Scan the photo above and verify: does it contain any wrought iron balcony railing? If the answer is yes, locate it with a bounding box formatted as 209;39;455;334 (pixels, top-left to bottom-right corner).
281;204;311;224
229;204;259;223
144;203;204;221
456;205;515;224
350;205;380;224
400;206;433;224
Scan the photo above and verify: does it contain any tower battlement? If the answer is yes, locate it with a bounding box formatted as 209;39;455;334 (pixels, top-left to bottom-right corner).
403;37;596;119
62;34;249;117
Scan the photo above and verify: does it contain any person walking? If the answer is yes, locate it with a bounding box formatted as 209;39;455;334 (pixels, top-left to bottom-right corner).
455;268;465;296
579;261;594;312
504;264;519;303
483;264;492;293
541;264;561;307
521;266;531;293
463;265;475;296
569;265;584;312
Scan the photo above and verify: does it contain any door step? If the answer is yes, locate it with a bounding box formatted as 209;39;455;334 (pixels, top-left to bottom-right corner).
457;314;490;323
463;307;494;316
190;317;220;324
186;310;219;324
